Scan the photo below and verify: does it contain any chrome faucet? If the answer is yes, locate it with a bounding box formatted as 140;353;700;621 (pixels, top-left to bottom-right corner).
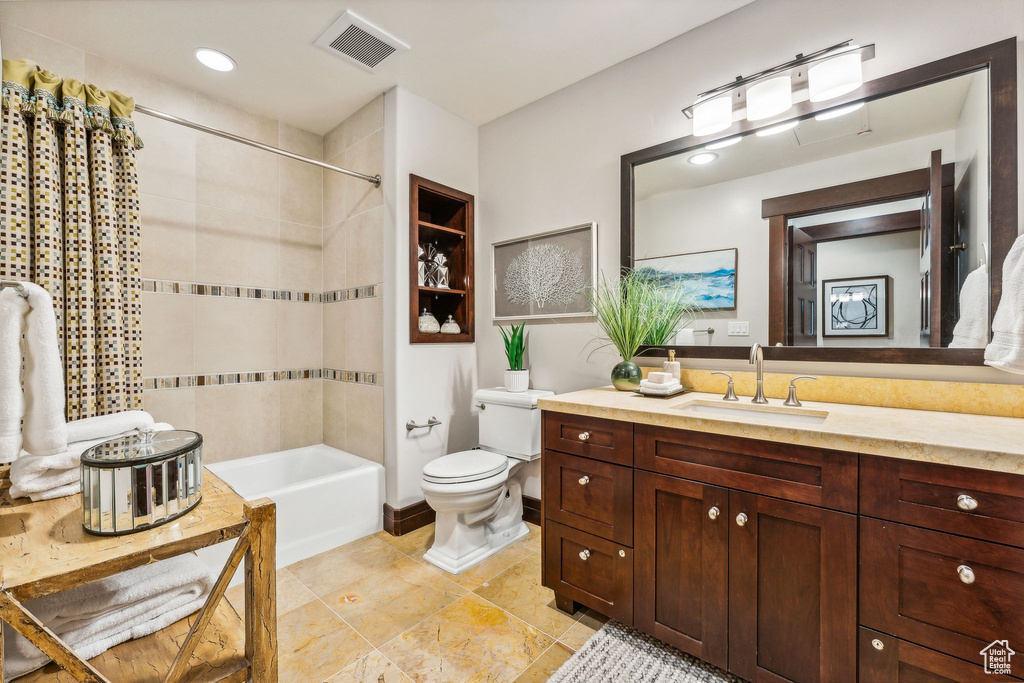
749;343;768;404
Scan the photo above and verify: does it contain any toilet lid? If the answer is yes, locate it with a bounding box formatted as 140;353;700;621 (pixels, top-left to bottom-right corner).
423;450;508;484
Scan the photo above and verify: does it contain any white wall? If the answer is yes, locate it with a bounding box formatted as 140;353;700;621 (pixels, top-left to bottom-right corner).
954;71;991;277
383;86;479;508
478;0;1024;397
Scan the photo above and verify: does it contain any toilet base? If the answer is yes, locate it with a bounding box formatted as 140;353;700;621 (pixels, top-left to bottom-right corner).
423;520;529;575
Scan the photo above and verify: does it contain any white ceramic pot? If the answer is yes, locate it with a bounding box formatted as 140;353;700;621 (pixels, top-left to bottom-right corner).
504;369;529;393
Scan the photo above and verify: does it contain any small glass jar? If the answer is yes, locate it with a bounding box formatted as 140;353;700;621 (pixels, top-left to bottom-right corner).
440;315;461;334
418;309;440;334
81;429;203;536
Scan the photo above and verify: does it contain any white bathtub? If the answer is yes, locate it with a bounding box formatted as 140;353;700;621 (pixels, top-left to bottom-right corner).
197;445;384;581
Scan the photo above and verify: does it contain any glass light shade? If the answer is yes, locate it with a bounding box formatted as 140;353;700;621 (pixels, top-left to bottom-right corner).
746;76;793;121
692;96;733;136
814;102;864;121
808;53;862;102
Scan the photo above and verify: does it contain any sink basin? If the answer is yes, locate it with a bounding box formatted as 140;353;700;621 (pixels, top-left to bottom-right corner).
674;400;829;425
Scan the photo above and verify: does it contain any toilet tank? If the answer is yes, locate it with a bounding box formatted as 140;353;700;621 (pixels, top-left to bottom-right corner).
475;388;554;461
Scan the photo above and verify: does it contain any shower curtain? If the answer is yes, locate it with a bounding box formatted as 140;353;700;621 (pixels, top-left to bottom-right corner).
0;59;144;419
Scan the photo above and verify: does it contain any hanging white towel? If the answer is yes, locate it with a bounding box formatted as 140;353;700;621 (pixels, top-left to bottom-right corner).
9;421;173;502
949;265;989;348
0;288;28;463
21;283;67;456
985;235;1024;374
2;554;215;681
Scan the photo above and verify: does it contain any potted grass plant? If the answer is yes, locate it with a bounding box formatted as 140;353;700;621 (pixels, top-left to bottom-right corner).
590;270;693;391
500;322;529;392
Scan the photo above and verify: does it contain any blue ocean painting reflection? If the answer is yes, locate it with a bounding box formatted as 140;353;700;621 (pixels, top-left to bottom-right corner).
635;248;737;311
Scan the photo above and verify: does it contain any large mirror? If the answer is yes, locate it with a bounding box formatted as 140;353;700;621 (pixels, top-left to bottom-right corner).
622;40;1017;364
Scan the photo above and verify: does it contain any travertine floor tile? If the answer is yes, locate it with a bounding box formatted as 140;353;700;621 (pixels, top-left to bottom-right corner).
475;552;584;638
287;534;405;596
326;649;413;682
558;609;609;651
513;642;575;682
375;523;435;557
225;567;315;617
322;557;466;646
278;600;373;682
380;593;552;683
415;529;538;591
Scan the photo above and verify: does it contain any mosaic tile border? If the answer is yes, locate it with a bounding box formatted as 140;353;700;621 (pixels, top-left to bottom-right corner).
323;284;381;302
143;278;321;302
144;367;379;390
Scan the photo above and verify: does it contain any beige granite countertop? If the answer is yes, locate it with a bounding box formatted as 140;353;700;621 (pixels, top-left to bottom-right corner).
537;387;1024;475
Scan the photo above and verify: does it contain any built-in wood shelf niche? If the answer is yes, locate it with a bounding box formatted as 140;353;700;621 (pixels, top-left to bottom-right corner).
409;174;475;343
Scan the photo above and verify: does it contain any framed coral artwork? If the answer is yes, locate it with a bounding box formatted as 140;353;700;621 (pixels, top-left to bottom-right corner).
491;222;597;321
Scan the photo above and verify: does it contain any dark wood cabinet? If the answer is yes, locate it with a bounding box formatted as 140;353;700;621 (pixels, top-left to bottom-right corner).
859;628;1023;682
544;450;633;545
543;520;633;623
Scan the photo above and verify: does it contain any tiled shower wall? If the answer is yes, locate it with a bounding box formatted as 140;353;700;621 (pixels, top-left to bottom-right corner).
321;97;386;464
2;23;385;465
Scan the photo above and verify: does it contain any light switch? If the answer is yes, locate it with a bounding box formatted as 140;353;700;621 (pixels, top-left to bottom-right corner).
728;321;750;336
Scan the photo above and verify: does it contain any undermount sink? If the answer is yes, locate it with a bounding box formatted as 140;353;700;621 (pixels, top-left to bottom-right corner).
674;399;829;425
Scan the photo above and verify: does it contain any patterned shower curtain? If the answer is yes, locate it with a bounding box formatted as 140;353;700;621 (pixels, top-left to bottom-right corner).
0;59;143;419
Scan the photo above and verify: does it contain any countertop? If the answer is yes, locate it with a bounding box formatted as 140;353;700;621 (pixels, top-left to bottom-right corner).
537;386;1024;475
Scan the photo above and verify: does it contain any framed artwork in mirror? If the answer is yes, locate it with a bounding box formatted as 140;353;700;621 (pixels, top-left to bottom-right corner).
822;275;892;338
635;248;737;311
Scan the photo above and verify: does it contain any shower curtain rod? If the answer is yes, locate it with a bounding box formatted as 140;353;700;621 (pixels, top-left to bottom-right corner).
134;104;382;187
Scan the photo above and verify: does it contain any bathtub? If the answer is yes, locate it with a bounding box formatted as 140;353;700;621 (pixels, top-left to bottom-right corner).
197;445;384;581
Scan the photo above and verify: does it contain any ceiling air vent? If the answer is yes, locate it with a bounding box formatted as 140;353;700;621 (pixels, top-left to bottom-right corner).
315;10;409;71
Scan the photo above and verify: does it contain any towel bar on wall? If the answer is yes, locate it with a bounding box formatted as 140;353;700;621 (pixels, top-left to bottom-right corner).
406;417;443;431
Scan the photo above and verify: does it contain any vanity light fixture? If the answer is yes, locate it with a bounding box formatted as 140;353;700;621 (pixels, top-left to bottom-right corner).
704;136;742;150
815;101;864;121
692;95;733;136
688;152;718;165
755;120;799;137
194;47;236;72
808;52;863;101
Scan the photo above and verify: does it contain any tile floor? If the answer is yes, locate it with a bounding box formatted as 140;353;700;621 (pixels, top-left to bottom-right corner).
225;522;608;682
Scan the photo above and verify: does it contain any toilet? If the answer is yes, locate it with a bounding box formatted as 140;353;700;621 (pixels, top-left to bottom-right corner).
421;387;553;574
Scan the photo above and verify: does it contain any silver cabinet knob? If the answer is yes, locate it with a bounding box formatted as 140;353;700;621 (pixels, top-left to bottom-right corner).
578;476;590;486
736;512;748;527
957;564;975;584
578;431;590;441
957;494;979;511
618;550;626;558
871;638;885;651
579;549;591;561
708;506;720;520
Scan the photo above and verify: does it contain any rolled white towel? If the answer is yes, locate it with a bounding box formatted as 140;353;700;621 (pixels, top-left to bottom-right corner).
3;554;215;680
66;410;154;444
21;283;67;456
646;371;673;384
950;265;989;348
0;287;28;463
9;422;174;501
986;234;1024;373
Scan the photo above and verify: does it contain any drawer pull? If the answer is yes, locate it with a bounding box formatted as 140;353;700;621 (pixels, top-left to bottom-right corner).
578;476;590;486
579;549;591;561
708;506;720;520
957;494;979;511
871;638;885;651
578;431;591;442
619;550;626;558
957;564;975;584
736;512;748;527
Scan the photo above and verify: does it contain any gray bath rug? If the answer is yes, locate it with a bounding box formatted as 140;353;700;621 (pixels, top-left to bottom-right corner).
550;620;743;683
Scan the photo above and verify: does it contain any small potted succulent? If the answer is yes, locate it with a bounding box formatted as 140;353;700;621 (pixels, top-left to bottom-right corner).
499;322;529;392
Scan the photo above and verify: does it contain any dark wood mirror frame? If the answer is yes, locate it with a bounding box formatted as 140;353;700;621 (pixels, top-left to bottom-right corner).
621;39;1017;366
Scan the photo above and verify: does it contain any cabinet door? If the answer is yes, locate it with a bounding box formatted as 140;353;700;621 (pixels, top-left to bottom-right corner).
859;628;1023;682
634;471;729;669
728;491;857;683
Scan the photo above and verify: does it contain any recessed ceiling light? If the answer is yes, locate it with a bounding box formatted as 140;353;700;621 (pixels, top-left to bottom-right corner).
688;152;718;165
755;120;799;137
194;48;235;72
705;136;742;151
815;102;865;121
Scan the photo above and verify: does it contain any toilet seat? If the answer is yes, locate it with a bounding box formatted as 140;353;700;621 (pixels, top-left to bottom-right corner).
422;450;508;485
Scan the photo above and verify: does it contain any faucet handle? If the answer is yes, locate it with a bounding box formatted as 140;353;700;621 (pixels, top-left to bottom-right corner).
784;376;817;407
711;371;739;402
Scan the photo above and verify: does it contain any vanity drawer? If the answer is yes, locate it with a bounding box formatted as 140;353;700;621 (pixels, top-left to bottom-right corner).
543;412;633;466
634;425;858;512
543;520;633;624
861;455;1024;548
859;628;1022;682
543;450;633;546
860;517;1024;665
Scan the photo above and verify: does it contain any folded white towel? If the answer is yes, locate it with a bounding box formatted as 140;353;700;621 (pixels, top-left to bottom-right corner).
640;379;681;394
950;265;989;348
0;288;28;463
66;410;154;444
21;283;67;456
986;235;1024;373
9;422;173;501
646;371;673;384
3;554;215;680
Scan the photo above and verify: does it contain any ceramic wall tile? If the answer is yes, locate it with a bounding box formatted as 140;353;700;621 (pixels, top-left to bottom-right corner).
194;204;279;288
140;193;195;282
278;123;323;160
342;95;384;150
85;52;195;119
279;301;322;369
0;23;85;81
136;116;196;203
344;130;383;219
195;297;278;374
322;220;347;291
279;221;322;292
345;383;384;464
280;159;323;228
323;379;347;450
323;162;348;228
322;120;347;165
143;388;196;431
280;379;323;449
196;135;279;219
141;293;195;377
345;206;383;288
345;296;383;373
195;93;278;145
195;382;280;462
323;303;347;371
